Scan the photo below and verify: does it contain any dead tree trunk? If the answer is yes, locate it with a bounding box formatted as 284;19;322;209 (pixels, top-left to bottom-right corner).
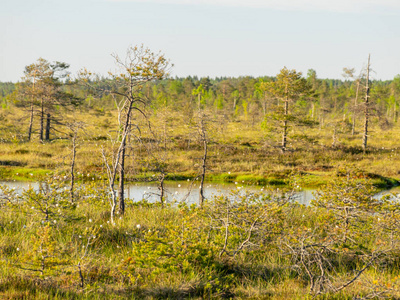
70;132;77;203
282;93;289;152
199;116;207;207
159;173;166;207
362;55;371;154
102;128;129;225
118;144;126;215
40;99;44;142
118;102;133;215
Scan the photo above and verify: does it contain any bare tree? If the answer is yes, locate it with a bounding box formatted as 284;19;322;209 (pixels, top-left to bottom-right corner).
362;55;371;153
198;112;208;206
66;121;85;203
192;85;210;207
144;104;180;207
80;45;170;220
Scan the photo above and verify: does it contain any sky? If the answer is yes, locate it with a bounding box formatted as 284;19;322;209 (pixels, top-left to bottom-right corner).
1;0;399;82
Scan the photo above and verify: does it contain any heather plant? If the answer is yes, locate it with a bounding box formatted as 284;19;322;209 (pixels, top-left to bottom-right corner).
277;174;399;297
377;198;400;248
203;190;288;260
119;205;234;296
15;224;70;278
70;225;101;288
311;172;380;245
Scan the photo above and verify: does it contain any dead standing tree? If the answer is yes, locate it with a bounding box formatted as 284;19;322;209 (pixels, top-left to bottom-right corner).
198;112;208;206
362;54;371;153
80;45;170;222
192;84;210;207
66;121;85;204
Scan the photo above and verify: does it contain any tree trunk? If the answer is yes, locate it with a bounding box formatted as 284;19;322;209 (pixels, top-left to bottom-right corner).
39;99;44;142
362;55;370;154
28;102;34;141
199;116;207;207
70;133;77;203
110;189;117;224
118;102;134;215
45;113;51;140
159;173;165;207
199;132;207;207
118;144;126;215
282;97;289;152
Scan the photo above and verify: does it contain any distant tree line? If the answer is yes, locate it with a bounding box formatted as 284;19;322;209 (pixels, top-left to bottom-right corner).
2;59;400;149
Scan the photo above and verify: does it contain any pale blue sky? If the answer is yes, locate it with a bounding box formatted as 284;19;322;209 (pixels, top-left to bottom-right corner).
1;0;399;82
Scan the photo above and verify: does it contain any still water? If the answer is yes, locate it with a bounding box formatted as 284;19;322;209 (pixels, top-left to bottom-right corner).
0;180;315;205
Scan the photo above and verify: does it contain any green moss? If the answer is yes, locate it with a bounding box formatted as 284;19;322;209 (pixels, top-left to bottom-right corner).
371;176;399;189
297;174;331;188
236;174;285;186
0;167;51;181
208;173;236;182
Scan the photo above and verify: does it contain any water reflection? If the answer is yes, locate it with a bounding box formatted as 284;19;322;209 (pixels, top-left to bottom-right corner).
0;180;316;205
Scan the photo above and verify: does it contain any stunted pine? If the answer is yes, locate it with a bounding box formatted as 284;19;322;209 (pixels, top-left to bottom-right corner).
80;45;171;222
265;67;312;152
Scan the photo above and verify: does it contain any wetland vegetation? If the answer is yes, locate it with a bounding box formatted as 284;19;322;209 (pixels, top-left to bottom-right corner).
1;48;400;298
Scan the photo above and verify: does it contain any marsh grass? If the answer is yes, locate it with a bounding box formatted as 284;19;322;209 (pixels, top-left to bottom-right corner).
1;177;400;299
2;104;400;298
1;107;400;189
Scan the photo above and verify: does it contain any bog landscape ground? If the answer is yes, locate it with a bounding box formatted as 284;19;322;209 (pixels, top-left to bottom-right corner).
1;60;400;299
